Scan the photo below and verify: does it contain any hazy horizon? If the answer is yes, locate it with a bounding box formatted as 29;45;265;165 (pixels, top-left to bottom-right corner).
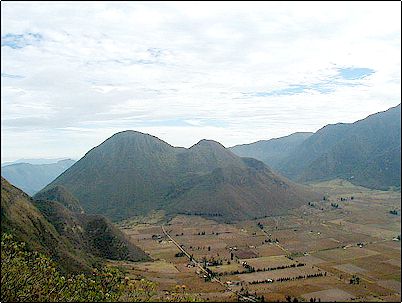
2;102;400;164
2;1;401;162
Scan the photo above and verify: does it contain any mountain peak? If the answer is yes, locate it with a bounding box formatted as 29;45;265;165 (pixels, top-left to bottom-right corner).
190;139;226;150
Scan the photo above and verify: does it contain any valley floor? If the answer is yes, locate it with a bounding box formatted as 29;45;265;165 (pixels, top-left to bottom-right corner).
111;179;401;302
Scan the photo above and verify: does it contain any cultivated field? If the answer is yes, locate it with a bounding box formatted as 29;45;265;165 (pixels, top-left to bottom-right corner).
113;179;401;302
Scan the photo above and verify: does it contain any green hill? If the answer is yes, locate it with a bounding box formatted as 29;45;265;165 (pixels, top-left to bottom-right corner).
1;177;149;274
34;185;84;213
39;131;320;222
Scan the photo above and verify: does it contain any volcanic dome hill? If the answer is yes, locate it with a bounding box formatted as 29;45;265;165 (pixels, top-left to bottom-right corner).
39;131;321;222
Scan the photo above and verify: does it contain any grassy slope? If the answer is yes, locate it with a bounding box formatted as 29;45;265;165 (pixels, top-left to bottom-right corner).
41;131;321;222
1;177;150;274
276;104;401;190
1;177;92;273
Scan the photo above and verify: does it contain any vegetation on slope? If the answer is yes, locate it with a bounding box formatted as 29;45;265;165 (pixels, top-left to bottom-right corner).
231;104;401;190
1;177;92;274
1;233;199;302
34;185;84;213
40;131;320;222
1;177;149;274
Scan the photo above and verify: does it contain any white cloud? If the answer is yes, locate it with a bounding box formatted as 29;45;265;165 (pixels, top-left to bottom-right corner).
1;1;400;162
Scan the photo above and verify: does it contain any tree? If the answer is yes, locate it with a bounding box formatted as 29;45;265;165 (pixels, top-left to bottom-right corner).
1;233;201;302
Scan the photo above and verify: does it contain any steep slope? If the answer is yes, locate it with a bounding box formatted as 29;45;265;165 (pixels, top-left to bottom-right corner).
230;132;313;169
33;199;150;262
1;177;149;274
1;177;91;273
41;130;320;222
168;157;318;221
278;104;401;189
39;131;182;220
34;185;84;213
1;159;76;195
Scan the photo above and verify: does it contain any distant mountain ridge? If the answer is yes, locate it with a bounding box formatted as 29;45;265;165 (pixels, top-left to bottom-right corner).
231;104;401;190
39;131;320;222
1;158;73;167
230;132;313;170
1;159;76;195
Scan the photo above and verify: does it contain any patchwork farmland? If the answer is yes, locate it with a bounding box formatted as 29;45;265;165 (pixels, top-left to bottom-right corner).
114;180;401;302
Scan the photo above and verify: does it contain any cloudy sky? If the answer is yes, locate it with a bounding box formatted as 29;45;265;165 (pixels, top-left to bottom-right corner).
1;1;401;162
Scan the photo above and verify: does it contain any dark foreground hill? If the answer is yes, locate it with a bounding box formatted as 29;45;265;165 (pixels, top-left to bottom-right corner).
231;104;401;190
39;131;320;222
1;159;76;195
1;177;149;274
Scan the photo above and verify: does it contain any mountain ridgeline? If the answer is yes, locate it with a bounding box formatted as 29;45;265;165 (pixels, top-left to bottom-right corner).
1;159;76;195
39;132;320;222
1;177;149;274
231;104;401;190
230;132;313;170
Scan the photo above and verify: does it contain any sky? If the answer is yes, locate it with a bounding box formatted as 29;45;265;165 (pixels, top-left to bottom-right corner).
1;1;401;163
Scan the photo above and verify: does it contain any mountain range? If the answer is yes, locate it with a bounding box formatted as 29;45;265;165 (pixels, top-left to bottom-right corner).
38;131;320;222
1;159;76;195
1;157;73;167
231;104;401;190
230;132;313;170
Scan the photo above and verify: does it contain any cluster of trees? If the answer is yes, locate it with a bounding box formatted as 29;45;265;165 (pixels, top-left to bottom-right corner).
189;245;211;251
285;295;300;302
202;267;218;282
202;256;222;267
257;222;264;229
339;197;353;201
1;233;200;302
350;275;360;284
331;203;339;208
218;262;305;276
237;289;263;302
249;271;326;285
174;252;185;257
276;271;326;283
249;279;274;285
177;212;223;217
389;209;399;215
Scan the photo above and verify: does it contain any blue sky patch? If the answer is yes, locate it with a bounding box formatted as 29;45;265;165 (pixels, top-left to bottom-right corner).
1;73;24;79
338;67;375;80
1;32;43;49
243;66;375;98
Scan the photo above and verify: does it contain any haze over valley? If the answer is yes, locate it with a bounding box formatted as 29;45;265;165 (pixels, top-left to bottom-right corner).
1;2;400;302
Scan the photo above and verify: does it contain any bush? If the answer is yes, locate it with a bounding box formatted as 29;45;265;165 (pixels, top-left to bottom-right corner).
1;233;149;302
